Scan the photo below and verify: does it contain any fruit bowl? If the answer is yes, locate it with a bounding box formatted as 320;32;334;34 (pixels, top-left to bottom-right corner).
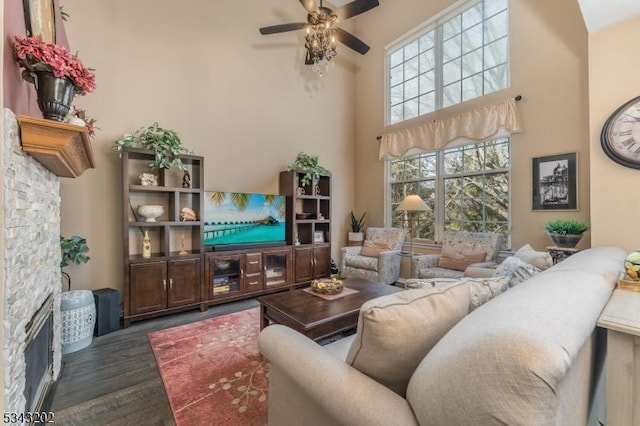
138;205;164;222
310;277;344;295
625;249;640;281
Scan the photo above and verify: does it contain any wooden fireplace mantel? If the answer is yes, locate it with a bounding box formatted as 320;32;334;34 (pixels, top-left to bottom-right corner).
17;115;96;178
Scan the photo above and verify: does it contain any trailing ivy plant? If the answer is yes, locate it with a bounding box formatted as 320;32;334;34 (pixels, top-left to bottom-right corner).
543;219;589;235
60;235;90;291
286;152;331;187
113;122;193;170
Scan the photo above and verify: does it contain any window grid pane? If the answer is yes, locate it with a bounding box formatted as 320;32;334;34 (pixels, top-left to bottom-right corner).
387;0;509;125
389;140;510;246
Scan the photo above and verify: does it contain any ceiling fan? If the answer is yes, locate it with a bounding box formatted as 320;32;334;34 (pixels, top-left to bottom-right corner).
259;0;379;71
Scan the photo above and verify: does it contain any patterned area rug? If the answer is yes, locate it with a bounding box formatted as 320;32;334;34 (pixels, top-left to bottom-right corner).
148;308;268;426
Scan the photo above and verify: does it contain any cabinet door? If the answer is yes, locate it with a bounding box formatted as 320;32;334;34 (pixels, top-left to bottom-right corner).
130;261;167;315
208;254;244;299
294;246;314;283
264;248;292;289
168;258;201;308
313;245;331;279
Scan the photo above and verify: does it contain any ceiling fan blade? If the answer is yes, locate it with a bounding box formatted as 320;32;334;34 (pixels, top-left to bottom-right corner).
298;0;316;13
334;0;379;21
259;22;308;35
333;28;370;55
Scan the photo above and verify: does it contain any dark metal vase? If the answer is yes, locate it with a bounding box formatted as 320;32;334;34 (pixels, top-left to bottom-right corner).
547;232;583;248
33;71;76;121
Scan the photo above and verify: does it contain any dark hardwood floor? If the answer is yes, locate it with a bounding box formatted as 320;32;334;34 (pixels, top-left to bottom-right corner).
48;299;258;425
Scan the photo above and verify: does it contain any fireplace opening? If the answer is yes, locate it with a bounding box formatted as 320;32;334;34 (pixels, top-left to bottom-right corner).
24;295;54;412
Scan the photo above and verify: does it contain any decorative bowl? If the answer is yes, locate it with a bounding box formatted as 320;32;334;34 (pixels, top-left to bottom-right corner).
296;212;311;220
138;205;164;222
310;277;344;295
625;249;640;281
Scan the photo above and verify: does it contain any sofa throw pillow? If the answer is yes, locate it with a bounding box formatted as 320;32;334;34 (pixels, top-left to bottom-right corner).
437;248;486;271
510;263;542;287
462;276;510;311
514;244;553;270
360;240;390;257
495;256;541;287
346;282;470;397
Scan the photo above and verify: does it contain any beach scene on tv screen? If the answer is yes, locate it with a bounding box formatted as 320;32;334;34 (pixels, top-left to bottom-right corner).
204;192;286;246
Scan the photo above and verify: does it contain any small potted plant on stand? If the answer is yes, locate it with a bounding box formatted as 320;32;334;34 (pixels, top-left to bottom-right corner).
544;219;589;248
348;211;366;246
59;235;96;354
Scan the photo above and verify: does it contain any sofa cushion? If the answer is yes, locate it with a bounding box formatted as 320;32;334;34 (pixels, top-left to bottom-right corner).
437;248;486;271
360;240;390;257
346;282;470;397
514;244;553;270
418;266;465;279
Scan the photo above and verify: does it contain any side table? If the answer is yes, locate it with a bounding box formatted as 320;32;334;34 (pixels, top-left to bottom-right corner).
597;287;640;425
546;246;579;264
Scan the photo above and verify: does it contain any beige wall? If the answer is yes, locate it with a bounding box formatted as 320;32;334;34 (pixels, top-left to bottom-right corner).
60;0;356;292
43;0;615;291
352;0;591;251
589;15;640;252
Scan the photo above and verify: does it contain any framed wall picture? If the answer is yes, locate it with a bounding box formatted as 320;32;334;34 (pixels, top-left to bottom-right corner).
532;152;578;211
23;0;56;44
313;231;324;243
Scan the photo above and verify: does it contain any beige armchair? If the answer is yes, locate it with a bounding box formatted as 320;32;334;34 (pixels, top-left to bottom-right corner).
412;231;503;279
341;227;405;285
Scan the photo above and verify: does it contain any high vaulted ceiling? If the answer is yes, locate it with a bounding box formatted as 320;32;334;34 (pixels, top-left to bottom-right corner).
572;0;639;33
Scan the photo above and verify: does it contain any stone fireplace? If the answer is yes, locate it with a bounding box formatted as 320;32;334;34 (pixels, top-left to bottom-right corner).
3;109;62;412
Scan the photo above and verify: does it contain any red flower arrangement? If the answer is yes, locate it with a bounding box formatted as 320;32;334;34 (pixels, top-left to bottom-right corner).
11;35;96;95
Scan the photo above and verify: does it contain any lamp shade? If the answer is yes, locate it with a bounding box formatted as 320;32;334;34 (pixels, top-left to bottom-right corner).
397;194;429;212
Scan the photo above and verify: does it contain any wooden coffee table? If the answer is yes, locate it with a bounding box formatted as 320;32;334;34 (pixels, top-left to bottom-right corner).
257;277;402;341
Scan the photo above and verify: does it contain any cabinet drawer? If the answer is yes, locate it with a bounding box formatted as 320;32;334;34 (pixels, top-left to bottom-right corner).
245;253;262;274
244;273;263;293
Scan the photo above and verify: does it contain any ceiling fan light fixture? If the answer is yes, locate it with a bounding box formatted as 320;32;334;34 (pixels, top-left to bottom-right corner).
259;0;379;76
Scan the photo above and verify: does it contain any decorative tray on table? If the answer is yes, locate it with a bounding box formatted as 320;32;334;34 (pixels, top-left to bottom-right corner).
310;277;344;295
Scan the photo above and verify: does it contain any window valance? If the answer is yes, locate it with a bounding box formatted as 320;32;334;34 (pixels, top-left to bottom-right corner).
379;97;523;160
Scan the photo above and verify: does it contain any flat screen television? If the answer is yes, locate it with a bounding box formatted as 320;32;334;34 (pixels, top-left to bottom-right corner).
203;191;286;251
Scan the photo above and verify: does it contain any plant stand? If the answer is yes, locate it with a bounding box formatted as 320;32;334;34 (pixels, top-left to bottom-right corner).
546;246;579;264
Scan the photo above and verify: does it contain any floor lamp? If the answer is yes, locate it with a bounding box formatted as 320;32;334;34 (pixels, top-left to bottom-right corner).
396;194;430;277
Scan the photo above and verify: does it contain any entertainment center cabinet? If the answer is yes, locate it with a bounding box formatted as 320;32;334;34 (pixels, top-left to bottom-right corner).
279;170;332;283
121;150;332;327
205;246;293;300
121;148;206;327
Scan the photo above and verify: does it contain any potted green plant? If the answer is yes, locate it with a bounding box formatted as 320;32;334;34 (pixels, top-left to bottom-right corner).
113;122;193;170
543;219;589;248
348;211;366;246
60;235;90;290
286;152;331;187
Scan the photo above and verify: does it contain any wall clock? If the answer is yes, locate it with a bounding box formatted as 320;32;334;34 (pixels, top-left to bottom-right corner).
601;95;640;170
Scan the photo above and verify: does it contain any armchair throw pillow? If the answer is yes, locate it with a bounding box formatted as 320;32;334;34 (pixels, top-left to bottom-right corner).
514;244;553;270
360;240;391;257
437;248;486;271
346;282;470;397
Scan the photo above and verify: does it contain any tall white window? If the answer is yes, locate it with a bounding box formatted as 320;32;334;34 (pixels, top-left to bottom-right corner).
389;138;510;247
387;0;509;125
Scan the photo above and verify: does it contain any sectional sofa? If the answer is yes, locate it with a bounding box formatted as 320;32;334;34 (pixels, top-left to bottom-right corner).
259;246;626;425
